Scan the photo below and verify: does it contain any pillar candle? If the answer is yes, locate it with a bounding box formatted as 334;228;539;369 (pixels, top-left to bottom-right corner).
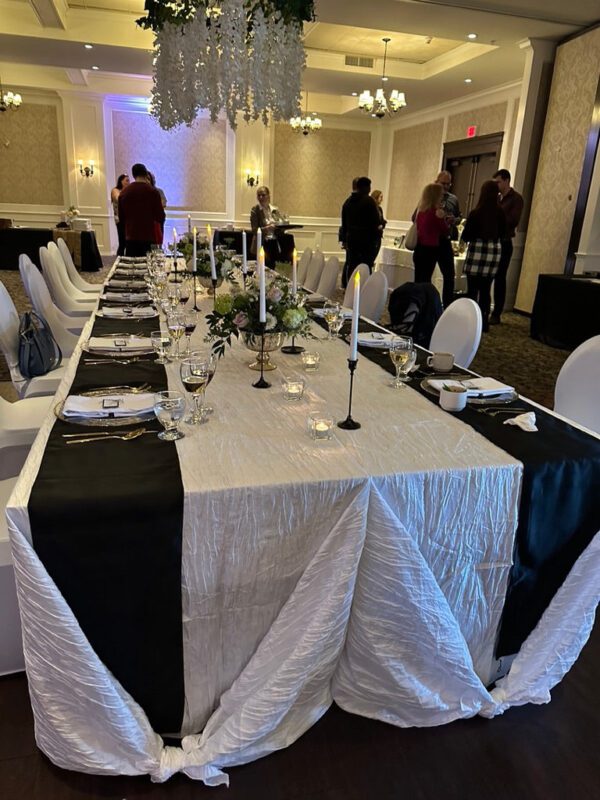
349;271;361;361
292;248;298;295
259;247;266;323
192;226;197;274
242;231;247;274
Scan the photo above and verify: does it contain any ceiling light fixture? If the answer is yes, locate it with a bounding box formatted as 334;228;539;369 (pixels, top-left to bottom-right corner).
358;38;406;119
84;44;93;49
0;75;22;113
464;78;472;83
92;65;99;71
467;33;478;39
289;91;322;136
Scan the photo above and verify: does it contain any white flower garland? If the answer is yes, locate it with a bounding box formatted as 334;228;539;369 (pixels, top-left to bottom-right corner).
150;0;305;130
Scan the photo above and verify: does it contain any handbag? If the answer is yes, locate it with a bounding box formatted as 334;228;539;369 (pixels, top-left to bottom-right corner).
404;222;418;251
18;311;62;379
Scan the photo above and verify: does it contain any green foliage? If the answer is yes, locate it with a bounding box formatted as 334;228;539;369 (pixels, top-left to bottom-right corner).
137;0;315;33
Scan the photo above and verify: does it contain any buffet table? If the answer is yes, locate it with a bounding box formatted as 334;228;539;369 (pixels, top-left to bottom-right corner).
5;262;600;787
379;245;467;295
0;227;102;271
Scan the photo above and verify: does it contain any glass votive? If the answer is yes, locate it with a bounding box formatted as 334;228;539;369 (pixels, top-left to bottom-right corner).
307;415;335;440
282;376;305;401
301;351;321;372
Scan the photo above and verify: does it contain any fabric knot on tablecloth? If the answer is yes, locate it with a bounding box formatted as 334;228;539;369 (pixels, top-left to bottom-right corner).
152;737;228;786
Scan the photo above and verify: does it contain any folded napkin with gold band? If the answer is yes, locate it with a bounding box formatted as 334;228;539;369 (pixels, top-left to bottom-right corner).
99;306;156;318
119;256;148;264
429;377;515;397
357;331;396;348
63;393;155;418
107;279;147;289
87;336;153;352
313;306;354;320
103;291;151;302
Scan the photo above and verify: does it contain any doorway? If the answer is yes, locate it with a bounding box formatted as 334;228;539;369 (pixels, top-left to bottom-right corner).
443;133;504;217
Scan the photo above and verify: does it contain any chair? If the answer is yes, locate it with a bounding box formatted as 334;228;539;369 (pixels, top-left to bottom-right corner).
316;256;340;300
554;335;600;434
46;243;99;305
0;395;51;451
303;250;325;293
19;255;81;356
359;271;388;323
39;247;95;318
54;239;102;295
388;282;443;349
0;281;70;399
429;297;482;369
297;248;312;286
342;264;370;309
1;473;25;675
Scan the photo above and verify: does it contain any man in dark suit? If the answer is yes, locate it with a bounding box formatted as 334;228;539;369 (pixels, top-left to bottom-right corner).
340;176;380;287
118;162;165;257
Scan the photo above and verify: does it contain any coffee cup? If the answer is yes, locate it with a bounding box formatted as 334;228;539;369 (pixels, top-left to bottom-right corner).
439;385;467;412
427;352;455;372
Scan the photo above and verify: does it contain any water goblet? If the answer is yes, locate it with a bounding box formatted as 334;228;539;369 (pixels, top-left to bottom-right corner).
151;330;172;364
188;349;216;414
389;335;415;388
167;311;186;360
323;302;342;340
154;390;185;440
183;310;199;356
166;283;181;312
180;354;214;423
178;279;191;308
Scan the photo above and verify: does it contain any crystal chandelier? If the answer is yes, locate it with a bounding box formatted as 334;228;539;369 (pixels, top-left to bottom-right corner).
0;76;22;113
358;38;406;119
289;91;322;135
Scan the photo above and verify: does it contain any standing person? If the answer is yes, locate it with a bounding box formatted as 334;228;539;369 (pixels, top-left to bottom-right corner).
148;171;167;245
371;189;387;263
111;173;129;257
413;183;449;288
118;163;165;257
249;186;294;267
490;168;524;324
341;176;380;287
461;180;507;332
339;177;359;288
435;170;461;308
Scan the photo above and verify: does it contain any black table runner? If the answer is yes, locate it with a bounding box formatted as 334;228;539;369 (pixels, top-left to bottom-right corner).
316;312;600;656
28;302;185;733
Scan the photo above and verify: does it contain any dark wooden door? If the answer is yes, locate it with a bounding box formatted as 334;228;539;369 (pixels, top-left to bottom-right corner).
443;133;504;217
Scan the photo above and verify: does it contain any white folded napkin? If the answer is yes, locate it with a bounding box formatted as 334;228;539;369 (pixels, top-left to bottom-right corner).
63;392;155;418
357;331;396;348
429;377;514;397
504;412;538;432
107;279;147;288
103;291;151;302
87;336;153;352
119;256;148;264
313;306;354;320
99;306;156;318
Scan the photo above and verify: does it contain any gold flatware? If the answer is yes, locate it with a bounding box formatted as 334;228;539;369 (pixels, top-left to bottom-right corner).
62;428;154;438
81;383;152;396
65;429;152;445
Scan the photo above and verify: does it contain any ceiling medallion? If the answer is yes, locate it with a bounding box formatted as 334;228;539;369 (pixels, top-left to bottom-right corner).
289;91;322;135
358;38;406;119
137;0;315;131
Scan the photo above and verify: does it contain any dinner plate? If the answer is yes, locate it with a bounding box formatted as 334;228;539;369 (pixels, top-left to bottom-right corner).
82;333;154;355
420;377;519;405
54;387;155;427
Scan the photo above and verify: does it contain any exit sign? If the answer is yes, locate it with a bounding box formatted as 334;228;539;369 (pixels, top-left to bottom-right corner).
467;125;477;138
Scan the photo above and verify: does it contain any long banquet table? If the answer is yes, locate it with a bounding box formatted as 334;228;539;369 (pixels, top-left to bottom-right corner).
6;260;600;787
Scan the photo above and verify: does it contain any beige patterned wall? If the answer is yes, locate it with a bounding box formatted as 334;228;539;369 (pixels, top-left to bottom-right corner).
272;124;371;217
502;97;519;169
516;27;600;312
387;119;445;220
0;104;64;205
446;102;508;142
112;111;227;211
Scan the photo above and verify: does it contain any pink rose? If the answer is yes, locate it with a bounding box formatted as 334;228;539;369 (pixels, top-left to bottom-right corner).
267;285;283;303
233;311;249;329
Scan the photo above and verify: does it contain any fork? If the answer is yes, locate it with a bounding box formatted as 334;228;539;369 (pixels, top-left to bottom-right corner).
65;429;152;445
84;383;152;395
477;407;528;417
83;357;151;365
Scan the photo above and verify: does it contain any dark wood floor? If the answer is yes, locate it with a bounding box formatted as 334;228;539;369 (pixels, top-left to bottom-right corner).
1;618;599;800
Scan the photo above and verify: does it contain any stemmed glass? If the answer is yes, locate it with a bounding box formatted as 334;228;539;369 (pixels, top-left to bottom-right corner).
178;279;191;308
180;354;215;424
167;311;186;360
189;349;216;414
323;302;343;340
389;336;417;388
166;282;181;312
151;330;171;364
153;390;185;440
183;310;199;356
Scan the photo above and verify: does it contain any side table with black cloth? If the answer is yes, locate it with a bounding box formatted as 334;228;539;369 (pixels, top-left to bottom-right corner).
0;227;102;271
27;303;185;733
531;274;600;350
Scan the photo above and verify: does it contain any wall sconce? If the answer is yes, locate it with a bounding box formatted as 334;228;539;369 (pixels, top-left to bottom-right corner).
244;169;259;188
78;159;95;178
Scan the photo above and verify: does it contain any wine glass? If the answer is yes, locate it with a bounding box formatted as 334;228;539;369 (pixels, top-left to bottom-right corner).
188;349;216;414
389;336;415;388
323;302;342;340
151;330;171;364
180;354;213;424
183;310;199;356
166;282;181;312
178;279;191;308
154;390;185;440
167;311;186;360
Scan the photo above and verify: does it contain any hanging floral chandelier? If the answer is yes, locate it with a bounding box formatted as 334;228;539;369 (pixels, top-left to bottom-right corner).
137;0;314;131
289;90;321;135
358;38;407;119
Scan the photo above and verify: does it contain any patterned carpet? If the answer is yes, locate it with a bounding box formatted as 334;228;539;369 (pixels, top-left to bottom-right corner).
1;267;568;408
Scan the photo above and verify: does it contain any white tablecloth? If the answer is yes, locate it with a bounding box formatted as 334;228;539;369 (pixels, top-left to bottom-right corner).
379;245;467;294
6;265;600;786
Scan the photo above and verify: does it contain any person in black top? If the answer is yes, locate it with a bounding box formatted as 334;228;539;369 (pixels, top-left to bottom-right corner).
371;189;387;263
340;176;380;288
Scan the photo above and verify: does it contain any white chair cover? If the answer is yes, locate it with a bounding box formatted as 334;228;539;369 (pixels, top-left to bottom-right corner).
297;248;312;287
316;256;340;300
0;395;51;451
360;271;388;323
342;265;370;309
429;298;482;369
554;335;600;435
46;243;98;305
55;238;101;294
0;474;25;674
304;251;325;293
39;247;94;318
19;255;81;356
0;281;70;399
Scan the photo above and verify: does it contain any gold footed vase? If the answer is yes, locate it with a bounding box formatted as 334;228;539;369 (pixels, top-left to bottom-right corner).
242;332;285;371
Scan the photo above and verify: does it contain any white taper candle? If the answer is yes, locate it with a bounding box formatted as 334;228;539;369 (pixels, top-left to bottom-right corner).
259;247;266;323
349;271;361;361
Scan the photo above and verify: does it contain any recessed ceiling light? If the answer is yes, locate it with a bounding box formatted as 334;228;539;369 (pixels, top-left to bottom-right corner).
84;44;93;49
92;65;99;70
464;78;472;83
351;92;358;96
467;33;478;40
381;76;388;82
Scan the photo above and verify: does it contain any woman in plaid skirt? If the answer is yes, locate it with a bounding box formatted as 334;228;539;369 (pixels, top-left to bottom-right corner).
461;180;507;331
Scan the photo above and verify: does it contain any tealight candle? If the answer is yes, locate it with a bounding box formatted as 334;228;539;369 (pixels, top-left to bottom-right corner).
301;351;320;372
308;415;335;440
282;377;305;401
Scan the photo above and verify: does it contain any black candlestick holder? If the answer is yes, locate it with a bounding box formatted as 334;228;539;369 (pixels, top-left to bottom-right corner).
281;335;305;355
211;277;218;311
252;324;271;389
337;358;361;429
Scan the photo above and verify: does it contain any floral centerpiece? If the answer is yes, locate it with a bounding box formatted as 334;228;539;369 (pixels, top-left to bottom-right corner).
176;233;236;284
206;274;311;359
61;205;80;225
